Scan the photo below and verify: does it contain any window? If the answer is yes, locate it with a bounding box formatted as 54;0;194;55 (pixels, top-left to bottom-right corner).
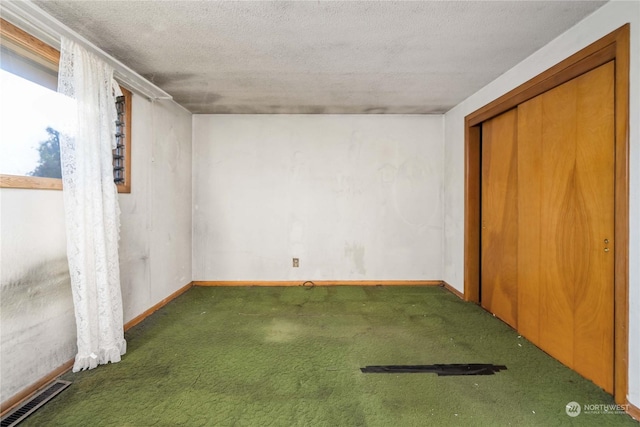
114;87;132;193
0;18;132;193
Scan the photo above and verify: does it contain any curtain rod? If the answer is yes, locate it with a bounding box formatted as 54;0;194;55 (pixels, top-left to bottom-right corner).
0;0;172;101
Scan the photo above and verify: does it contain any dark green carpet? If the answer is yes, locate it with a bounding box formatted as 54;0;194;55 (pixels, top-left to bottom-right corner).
23;286;637;426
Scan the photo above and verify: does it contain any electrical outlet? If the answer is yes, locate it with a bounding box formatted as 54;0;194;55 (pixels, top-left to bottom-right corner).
292;258;299;268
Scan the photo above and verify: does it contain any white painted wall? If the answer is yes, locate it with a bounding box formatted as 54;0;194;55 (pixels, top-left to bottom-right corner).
0;189;72;403
193;115;443;281
0;95;192;404
119;97;193;321
443;0;640;406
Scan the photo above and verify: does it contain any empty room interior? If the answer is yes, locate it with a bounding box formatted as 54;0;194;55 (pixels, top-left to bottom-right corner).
1;0;639;425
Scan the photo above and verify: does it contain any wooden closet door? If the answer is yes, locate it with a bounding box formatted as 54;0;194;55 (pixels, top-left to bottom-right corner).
517;61;615;392
481;109;518;328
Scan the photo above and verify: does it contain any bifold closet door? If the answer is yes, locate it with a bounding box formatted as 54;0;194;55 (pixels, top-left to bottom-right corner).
517;61;615;393
481;108;518;328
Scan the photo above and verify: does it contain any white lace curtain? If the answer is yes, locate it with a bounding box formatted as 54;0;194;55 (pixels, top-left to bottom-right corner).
58;37;126;372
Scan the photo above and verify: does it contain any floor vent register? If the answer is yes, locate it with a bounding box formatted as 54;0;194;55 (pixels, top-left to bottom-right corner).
1;380;71;427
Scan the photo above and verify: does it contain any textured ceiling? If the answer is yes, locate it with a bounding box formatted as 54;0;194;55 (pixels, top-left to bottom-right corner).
33;0;607;114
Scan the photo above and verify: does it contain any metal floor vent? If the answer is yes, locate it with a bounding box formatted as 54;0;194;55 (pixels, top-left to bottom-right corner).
1;380;71;427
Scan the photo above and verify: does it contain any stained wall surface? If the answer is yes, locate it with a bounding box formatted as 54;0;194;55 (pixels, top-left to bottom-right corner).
119;97;193;322
443;0;640;406
0;95;192;403
192;115;444;282
0;189;72;403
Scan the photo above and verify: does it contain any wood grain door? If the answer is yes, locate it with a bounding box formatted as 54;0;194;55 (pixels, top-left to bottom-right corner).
517;61;615;392
481;109;518;328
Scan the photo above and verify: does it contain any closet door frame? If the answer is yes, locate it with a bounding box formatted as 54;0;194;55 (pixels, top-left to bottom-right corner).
463;24;630;404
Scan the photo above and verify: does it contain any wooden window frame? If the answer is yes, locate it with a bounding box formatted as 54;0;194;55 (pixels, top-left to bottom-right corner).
0;18;132;193
463;25;630;404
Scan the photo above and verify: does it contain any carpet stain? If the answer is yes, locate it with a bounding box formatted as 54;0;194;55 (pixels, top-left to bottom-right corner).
264;319;303;343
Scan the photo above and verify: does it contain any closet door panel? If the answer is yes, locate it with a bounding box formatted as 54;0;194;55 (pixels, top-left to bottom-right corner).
538;77;579;369
481;109;518;328
572;61;614;393
516;62;614;392
516;96;542;344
